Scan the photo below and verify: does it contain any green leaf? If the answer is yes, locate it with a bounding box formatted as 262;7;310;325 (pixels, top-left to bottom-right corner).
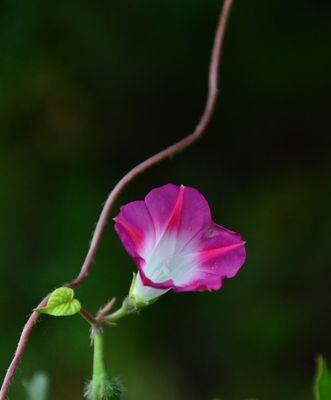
314;356;331;400
36;287;81;316
23;372;50;400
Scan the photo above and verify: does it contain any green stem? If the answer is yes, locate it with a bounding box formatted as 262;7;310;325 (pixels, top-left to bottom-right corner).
105;296;141;324
86;331;110;400
86;331;122;399
106;307;129;323
80;308;99;326
93;332;107;382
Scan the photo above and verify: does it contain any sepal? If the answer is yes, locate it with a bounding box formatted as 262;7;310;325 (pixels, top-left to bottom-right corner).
128;273;162;308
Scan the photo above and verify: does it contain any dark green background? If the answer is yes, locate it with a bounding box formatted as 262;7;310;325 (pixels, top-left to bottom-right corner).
0;1;330;399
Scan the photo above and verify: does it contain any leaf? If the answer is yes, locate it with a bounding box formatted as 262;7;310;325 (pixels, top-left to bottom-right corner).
314;356;331;400
36;287;81;316
23;372;50;400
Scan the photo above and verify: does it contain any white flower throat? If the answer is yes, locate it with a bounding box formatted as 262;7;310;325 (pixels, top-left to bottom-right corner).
144;233;197;286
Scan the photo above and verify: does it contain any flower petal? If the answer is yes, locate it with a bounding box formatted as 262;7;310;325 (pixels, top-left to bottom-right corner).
145;184;211;248
174;222;246;292
114;200;155;265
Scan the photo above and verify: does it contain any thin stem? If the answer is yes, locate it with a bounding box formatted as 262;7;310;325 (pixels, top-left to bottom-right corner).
0;298;47;399
96;298;116;323
105;307;130;324
87;332;109;400
0;1;235;398
93;333;107;381
80;307;100;326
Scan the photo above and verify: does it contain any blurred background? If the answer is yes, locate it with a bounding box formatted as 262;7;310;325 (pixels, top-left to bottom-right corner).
0;0;330;399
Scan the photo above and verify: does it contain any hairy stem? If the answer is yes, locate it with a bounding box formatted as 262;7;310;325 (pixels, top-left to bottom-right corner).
92;333;108;389
93;333;107;380
106;308;128;323
86;332;109;400
86;332;122;400
96;298;116;323
80;308;100;326
0;1;235;398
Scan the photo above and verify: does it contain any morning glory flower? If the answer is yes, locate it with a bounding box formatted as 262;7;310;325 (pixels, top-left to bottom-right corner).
114;184;246;305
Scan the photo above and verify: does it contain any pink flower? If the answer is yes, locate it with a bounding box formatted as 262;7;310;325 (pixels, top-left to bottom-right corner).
114;184;246;304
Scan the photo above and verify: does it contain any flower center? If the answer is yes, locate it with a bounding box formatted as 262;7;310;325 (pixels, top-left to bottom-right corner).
144;233;197;285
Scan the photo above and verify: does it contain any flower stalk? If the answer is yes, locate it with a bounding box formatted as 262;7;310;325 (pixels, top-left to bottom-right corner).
106;307;129;323
105;296;141;324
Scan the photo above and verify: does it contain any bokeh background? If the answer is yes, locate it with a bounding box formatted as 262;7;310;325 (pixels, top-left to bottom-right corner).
0;0;330;399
